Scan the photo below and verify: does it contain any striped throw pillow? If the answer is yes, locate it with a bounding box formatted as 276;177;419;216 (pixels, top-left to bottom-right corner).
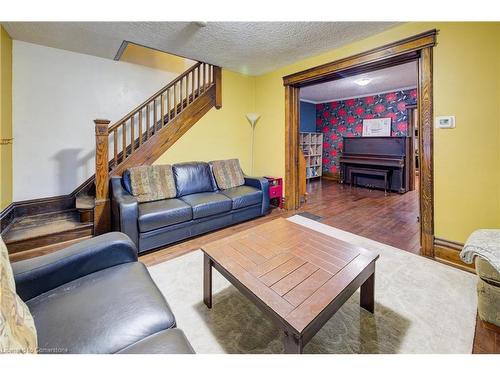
127;165;177;203
211;159;245;190
0;237;38;354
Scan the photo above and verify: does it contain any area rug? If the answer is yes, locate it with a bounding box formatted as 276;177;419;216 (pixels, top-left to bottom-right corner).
148;215;477;353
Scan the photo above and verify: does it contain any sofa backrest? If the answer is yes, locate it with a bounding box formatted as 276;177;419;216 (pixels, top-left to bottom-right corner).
173;162;217;197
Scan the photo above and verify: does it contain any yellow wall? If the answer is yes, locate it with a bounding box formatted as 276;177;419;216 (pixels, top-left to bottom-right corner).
120;43;196;74
0;26;13;210
252;22;500;243
155;69;255;173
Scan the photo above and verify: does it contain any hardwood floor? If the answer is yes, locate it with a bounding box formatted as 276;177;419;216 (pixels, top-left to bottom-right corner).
141;178;421;266
473;315;500;353
303;178;420;254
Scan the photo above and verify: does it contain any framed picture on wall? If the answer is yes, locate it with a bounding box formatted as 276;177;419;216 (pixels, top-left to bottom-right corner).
362;118;391;137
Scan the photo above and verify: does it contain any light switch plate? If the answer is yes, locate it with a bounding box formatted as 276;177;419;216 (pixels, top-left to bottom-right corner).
435;116;455;129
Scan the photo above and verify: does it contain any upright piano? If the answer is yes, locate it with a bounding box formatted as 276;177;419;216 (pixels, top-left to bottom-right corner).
339;136;411;193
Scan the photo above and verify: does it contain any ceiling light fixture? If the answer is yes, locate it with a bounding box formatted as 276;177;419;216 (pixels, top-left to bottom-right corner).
354;78;372;86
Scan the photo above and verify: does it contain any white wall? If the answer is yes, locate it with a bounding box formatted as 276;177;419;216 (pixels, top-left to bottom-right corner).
13;41;179;201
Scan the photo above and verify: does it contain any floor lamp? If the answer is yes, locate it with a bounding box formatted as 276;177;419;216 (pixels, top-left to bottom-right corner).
245;113;261;175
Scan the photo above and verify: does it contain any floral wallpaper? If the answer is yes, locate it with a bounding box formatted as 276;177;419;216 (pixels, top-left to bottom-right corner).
316;89;417;173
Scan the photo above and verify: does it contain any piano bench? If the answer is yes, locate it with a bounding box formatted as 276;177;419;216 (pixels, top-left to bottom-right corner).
349;167;392;196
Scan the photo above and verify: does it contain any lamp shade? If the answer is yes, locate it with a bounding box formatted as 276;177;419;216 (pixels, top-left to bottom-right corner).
245;113;261;126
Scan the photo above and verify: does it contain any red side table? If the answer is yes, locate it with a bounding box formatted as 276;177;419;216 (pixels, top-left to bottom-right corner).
265;176;283;209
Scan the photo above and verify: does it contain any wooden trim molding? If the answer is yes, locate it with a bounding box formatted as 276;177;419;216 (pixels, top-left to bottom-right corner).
283;30;437;87
283;30;437;258
284;85;300;210
418;47;434;257
433;237;475;273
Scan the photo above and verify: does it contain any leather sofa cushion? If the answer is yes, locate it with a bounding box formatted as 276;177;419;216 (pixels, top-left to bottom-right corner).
138;199;192;233
117;328;194;354
180;192;232;219
27;262;176;354
220;185;262;210
173;162;215;197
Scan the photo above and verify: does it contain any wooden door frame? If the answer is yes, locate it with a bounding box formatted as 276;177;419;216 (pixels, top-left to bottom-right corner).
406;104;418;191
283;30;437;257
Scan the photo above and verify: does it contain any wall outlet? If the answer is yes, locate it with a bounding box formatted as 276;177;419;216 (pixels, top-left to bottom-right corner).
435;116;455;129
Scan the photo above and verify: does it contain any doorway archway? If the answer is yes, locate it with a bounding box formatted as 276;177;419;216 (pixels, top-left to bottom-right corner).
283;30;436;257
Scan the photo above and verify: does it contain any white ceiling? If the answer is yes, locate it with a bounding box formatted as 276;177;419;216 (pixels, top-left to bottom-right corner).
300;61;418;103
2;22;398;76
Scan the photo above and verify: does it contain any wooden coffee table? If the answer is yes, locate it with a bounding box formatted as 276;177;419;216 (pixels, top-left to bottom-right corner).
201;218;379;353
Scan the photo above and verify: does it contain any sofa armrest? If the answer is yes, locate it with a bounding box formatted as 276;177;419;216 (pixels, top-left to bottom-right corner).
244;176;270;215
12;232;138;301
116;329;195;354
111;176;139;247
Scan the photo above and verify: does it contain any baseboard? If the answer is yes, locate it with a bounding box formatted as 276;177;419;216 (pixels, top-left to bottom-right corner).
322;171;341;182
433;237;475;273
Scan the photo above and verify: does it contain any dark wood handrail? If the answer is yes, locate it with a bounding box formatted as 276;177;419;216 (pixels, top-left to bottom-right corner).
93;62;221;235
109;61;203;132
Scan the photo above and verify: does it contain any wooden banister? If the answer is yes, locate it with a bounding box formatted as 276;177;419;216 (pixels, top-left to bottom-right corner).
92;61;222;234
108;62;203;132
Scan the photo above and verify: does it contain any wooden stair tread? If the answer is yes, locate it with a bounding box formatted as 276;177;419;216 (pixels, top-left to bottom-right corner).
8;236;92;263
76;195;95;210
3;210;92;245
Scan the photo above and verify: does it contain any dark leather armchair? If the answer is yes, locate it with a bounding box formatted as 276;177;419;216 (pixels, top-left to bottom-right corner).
12;233;194;354
111;161;270;253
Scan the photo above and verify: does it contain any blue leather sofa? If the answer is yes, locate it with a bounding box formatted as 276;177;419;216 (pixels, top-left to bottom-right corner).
111;161;270;253
12;232;194;354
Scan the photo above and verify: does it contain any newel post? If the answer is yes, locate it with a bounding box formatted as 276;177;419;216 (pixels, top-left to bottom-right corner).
214;66;222;109
94;119;111;235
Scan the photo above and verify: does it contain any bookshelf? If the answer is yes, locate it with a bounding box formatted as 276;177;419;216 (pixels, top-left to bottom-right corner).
299;132;323;179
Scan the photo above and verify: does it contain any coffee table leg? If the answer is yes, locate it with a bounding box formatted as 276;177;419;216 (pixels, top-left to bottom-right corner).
203;254;213;309
360;271;375;313
283;331;303;354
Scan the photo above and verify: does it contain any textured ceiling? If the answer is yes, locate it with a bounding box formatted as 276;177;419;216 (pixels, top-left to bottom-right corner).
300;61;418;103
2;22;398;75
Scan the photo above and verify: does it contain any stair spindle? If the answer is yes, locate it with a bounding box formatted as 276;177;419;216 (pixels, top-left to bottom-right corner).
174;82;178;116
146;103;150;138
161;94;165;130
122;122;126;161
202;63;206;93
113;129;118;167
130;116;135;153
138;110;143;146
153;98;158;133
197;66;201;96
183;78;186;109
191;71;195;103
179;77;183;113
167;88;171;123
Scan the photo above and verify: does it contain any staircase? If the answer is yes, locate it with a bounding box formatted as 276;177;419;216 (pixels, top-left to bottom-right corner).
1;62;222;260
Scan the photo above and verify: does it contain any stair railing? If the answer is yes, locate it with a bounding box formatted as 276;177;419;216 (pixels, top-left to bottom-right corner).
93;62;221;234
